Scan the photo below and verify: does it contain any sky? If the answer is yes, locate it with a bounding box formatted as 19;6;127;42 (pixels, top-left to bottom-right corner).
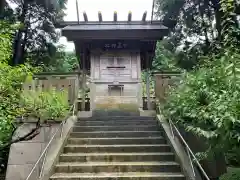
59;0;154;51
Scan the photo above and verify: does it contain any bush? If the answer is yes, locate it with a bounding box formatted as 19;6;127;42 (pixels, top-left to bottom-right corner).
42;90;69;121
0;20;34;173
220;168;240;180
162;49;240;162
21;89;69;122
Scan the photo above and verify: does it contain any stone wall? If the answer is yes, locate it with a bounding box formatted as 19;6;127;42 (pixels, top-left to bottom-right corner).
5;116;77;180
5;123;59;180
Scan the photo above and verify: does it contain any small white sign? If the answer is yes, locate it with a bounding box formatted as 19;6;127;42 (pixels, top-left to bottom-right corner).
113;81;119;85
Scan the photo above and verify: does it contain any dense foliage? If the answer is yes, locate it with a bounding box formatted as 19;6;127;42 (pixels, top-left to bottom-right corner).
156;0;240;167
0;0;74;175
21;89;69;122
41;46;79;72
154;0;240;70
162;50;240;163
152;41;181;72
9;0;67;65
220;168;240;180
0;20;33;173
0;17;72;174
0;0;70;68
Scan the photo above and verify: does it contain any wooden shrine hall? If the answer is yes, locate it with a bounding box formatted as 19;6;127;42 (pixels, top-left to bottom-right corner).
58;11;168;111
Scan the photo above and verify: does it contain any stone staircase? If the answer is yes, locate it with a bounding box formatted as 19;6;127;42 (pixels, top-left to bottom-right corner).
49;116;185;180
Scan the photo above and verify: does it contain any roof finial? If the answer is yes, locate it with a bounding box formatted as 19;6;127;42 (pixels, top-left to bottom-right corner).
98;11;103;22
83;11;88;22
142;11;147;21
114;11;117;22
76;0;80;23
128;11;132;22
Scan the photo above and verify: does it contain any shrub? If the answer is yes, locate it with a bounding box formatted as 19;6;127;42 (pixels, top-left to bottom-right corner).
0;20;34;173
21;89;69;122
220;168;240;180
21;91;45;119
162;49;240;162
42;90;69;121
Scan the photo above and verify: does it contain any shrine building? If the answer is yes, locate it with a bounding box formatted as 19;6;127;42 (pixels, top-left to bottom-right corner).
59;11;168;111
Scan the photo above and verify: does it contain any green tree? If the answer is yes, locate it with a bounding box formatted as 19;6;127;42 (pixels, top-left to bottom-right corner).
152;40;181;72
38;45;79;72
9;0;67;65
154;0;240;70
0;20;33;174
160;0;240;166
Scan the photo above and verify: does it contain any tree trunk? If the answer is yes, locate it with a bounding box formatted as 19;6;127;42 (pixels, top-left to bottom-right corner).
12;1;28;65
207;6;215;39
211;0;223;41
198;0;210;51
19;10;30;64
0;0;6;15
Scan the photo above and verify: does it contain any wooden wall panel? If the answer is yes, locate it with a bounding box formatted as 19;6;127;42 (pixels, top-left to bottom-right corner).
90;50;142;109
131;52;138;79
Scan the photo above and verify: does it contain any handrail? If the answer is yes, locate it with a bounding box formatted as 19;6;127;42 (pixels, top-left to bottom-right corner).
158;106;210;180
25;101;76;180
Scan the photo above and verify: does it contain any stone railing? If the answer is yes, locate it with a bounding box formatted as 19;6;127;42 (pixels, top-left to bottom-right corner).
153;71;182;103
22;72;82;105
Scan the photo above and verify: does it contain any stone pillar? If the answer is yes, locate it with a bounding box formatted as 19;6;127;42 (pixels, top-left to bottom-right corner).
31;78;36;91
38;79;43;92
48;76;53;90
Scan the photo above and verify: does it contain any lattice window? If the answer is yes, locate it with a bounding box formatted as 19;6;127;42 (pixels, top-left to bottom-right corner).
108;85;124;96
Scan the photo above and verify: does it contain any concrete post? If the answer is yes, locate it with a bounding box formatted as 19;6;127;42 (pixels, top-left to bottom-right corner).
31;78;36;91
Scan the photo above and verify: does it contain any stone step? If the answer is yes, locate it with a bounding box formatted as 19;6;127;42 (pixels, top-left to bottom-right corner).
64;144;171;153
50;172;185;180
92;110;140;117
54;162;181;173
69;131;164;138
67;137;166;145
72;125;161;132
49;116;185;180
75;120;158;126
59;152;176;162
78;116;155;121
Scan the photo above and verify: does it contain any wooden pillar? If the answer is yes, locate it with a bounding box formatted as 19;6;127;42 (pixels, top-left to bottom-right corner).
75;74;79;101
89;82;95;110
81;49;86;111
89;53;95;111
146;52;151;110
138;82;143;108
137;52;143;109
